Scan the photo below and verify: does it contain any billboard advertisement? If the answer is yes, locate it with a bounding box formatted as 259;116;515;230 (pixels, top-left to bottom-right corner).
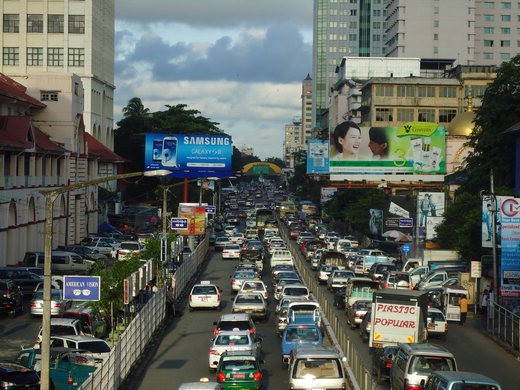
178;203;207;235
144;133;233;178
382;195;415;242
320;187;338;204
499;197;520;297
307;140;329;174
417;192;445;240
481;196;505;248
329;121;446;175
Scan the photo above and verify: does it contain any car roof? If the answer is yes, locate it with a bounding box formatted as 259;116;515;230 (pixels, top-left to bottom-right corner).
50;334;108;342
292;345;340;358
50;318;81;325
217;313;252;322
429;370;501;385
215;330;251;336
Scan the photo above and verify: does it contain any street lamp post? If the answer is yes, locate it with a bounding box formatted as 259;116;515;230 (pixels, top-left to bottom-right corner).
39;169;170;389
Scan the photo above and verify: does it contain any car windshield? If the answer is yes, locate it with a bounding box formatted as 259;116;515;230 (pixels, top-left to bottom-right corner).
236;294;263;304
217;321;251;331
285;327;320;342
284;287;308;296
293;358;342;379
222;358;257;371
50;325;77;336
234;272;255;279
121;243;140;250
242;282;264;291
192;286;217;295
215;335;250;346
409;356;456;374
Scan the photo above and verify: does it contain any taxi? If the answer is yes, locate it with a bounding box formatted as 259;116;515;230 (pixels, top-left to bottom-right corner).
189;281;222;311
238;280;268;300
215;351;263;389
209;330;262;370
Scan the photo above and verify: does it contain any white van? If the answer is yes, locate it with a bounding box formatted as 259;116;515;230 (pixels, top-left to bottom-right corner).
270;249;293;268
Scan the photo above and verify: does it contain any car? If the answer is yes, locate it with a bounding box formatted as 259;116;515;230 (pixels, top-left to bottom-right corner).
208;330;262;370
316;264;339;284
62;304;110;339
271;264;296;279
274;278;302;301
288;345;348;390
273;271;300;286
178;379;223;389
389;342;457;390
424;371;502;390
279;284;310;302
239;250;264;273
189;281;222;311
0;269;43;298
63;245;109;262
275;297;311;334
230;270;257;293
49;335;112;361
427;307;448;338
35;318;91;345
222;244;241;260
229;233;245;245
117;241;144;260
368;262;397;281
0;279;24;317
30;289;70;317
346;299;371;329
223;225;236;235
281;324;323;367
0;361;40;390
215;351;263;389
242;240;263;251
371;345;398;384
82;237;118;256
215;236;232;252
239;280;268;300
232;292;267;321
359;309;372;342
380;271;412;290
213;313;257;337
327;270;355;292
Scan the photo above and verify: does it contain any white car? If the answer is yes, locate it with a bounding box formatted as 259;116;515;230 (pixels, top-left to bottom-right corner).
208;330;261;369
117;241;143;260
189;281;222;311
427;307;448;338
222;244;241;260
239;280;268;300
229;233;245;245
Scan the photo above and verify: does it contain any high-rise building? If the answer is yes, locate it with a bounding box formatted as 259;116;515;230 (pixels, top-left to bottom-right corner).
0;0;115;149
313;0;520;130
301;73;313;143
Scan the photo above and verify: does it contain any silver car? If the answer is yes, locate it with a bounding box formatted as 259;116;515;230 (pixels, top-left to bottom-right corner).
230;270;257;293
232;292;267;321
30;289;69;317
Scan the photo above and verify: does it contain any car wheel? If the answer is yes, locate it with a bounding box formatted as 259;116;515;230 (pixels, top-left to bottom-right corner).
188;305;193;312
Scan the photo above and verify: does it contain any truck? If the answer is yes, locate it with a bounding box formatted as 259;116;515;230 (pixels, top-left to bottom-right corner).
354;249;390;275
281;323;323;367
402;250;460;272
287;301;321;327
369;289;429;350
319;250;348;269
14;348;98;390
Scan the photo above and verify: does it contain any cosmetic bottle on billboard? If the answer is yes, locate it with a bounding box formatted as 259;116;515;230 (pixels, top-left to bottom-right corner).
422;137;432;171
410;137;423;171
431;146;441;171
162;136;179;167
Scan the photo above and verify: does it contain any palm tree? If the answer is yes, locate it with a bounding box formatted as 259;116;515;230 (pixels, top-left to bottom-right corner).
122;97;150;118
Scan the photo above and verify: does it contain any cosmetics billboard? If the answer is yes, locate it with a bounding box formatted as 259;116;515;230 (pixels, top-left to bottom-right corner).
307;140;329;174
329;122;446;175
144;133;233;178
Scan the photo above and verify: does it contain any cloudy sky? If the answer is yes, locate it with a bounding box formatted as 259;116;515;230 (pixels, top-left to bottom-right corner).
114;0;313;159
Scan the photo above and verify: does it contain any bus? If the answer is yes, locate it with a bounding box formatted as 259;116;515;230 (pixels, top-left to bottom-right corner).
256;208;276;232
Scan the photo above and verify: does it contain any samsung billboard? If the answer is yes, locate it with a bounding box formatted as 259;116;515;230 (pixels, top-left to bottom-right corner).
144;133;233;178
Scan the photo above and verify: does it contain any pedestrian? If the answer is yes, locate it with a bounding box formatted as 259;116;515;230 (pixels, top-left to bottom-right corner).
166;286;176;316
480;289;489;317
459;295;468;326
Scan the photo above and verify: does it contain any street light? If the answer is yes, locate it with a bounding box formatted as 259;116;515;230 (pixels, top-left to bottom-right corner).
39;169;171;389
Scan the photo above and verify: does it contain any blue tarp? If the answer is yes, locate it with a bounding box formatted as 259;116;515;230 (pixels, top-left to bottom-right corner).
98;221;119;233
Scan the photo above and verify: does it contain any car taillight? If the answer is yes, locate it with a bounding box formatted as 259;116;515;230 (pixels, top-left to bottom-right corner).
253;371;262;381
5;290;10;297
383;282;388;288
385;362;393;368
231;279;236;284
30;303;36;307
54;303;61;308
216;372;226;382
218;294;221;301
209;349;220;355
214;329;220;335
404;382;423;390
189;295;192;302
249;328;254;334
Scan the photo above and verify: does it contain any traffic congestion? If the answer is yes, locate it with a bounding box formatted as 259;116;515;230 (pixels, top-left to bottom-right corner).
166;179;507;390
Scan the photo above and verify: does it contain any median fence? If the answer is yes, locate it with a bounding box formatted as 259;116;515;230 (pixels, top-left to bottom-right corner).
486;301;520;356
79;235;209;390
281;228;377;390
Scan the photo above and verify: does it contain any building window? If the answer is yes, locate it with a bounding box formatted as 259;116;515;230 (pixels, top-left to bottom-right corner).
484;14;495;21
484;27;495;34
47;48;64;66
484;40;494;47
350;9;357;16
349;34;357;41
484;1;495;7
397;85;414;97
502;27;511;34
397;109;414;122
434;20;439;27
375;108;393;121
439;109;457;123
418;86;435;97
27;47;43;66
502;2;512;9
434;33;438;40
69;15;85;33
502;14;512;21
501;40;511;47
375;85;394;97
27;14;43;33
484;52;494;59
439;86;456;98
2;47;19;65
418;109;435;122
501;53;511;60
41;91;59;102
48;15;64;33
68;48;85;66
3;14;19;33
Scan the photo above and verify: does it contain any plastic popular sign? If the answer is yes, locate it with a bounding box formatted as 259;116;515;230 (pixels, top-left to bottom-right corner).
144;133;233;178
329;122;446;175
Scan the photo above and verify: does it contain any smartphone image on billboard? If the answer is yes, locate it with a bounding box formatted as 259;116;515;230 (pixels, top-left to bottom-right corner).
162;136;178;167
152;139;163;162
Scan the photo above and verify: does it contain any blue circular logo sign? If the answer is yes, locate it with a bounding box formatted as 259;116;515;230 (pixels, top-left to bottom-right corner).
401;244;411;253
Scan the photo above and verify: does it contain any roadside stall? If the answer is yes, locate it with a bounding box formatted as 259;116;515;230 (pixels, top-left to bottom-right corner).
441;285;469;322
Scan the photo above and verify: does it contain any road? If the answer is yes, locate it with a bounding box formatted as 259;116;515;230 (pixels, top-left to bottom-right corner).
0;302;41;359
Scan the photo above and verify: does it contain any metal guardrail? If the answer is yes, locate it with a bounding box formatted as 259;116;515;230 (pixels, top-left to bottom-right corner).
486;302;520;355
79;236;209;390
280;228;377;390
